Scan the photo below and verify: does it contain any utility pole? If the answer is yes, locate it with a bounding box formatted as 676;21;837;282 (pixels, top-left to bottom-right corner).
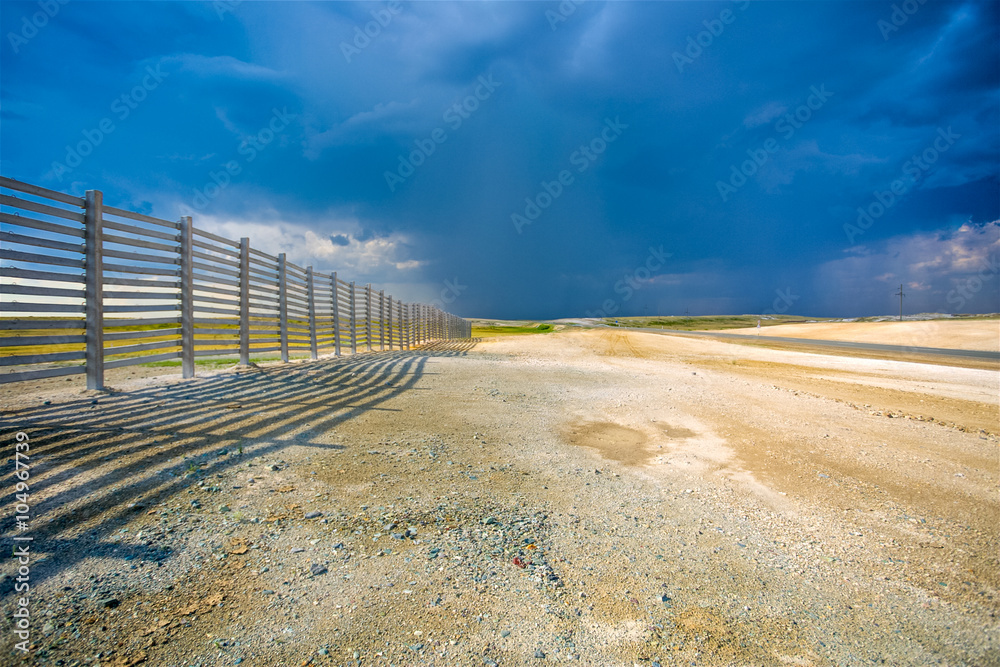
894;283;904;321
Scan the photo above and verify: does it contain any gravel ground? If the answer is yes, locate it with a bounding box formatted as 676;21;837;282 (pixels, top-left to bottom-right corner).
1;329;997;666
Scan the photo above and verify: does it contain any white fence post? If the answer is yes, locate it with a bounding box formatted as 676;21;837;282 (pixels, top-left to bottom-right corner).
84;189;104;390
387;295;393;351
278;253;288;363
397;299;403;350
379;289;385;351
238;238;250;366
403;303;410;350
179;215;194;378
365;284;373;352
331;272;341;356
349;281;357;354
307;266;318;360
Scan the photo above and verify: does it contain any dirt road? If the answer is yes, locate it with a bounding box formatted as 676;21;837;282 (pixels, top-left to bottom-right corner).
1;329;997;666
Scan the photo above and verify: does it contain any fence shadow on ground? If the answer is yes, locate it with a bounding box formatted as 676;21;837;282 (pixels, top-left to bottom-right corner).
0;339;477;588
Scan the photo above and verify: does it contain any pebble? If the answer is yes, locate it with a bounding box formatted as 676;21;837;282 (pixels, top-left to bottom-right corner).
501;630;510;638
218;505;231;513
304;511;323;519
99;598;119;609
291;547;305;554
310;563;328;576
410;643;424;651
534;649;546;659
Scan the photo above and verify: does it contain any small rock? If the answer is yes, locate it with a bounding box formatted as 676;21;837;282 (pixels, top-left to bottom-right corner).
43;621;55;633
290;547;305;554
500;630;510;638
99;598;119;609
391;533;405;540
318;648;329;656
483;517;500;526
534;649;546;659
218;505;231;513
484;660;498;667
410;643;424;652
310;563;328;576
304;511;323;519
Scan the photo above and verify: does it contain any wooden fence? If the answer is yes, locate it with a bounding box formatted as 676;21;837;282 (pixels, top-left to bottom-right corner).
0;176;471;388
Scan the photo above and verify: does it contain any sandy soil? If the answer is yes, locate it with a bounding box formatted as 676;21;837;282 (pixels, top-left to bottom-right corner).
1;329;997;666
721;319;1000;352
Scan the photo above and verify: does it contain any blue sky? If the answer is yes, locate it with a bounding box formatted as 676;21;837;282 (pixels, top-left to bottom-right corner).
1;0;998;319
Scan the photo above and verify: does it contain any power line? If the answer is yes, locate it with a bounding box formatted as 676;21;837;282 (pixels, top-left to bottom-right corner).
894;283;905;321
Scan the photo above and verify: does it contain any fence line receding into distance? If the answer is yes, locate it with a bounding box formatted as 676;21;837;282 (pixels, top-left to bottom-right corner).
0;176;471;388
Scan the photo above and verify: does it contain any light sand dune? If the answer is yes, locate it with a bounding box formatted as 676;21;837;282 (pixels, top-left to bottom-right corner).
721;319;999;351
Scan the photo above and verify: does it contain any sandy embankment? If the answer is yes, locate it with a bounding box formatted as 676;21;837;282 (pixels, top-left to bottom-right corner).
722;319;999;351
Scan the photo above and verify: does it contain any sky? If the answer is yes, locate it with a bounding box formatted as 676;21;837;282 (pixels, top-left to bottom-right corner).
1;0;998;319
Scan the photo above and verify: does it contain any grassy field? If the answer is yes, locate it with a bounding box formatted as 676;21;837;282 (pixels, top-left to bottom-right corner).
471;322;556;337
2;317;350;367
599;315;827;330
141;354;315;368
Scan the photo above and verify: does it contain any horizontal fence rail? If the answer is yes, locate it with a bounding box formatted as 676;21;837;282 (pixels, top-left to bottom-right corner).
0;176;472;387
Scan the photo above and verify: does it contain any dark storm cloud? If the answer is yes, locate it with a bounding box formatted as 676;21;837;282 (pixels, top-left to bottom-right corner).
1;0;996;318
